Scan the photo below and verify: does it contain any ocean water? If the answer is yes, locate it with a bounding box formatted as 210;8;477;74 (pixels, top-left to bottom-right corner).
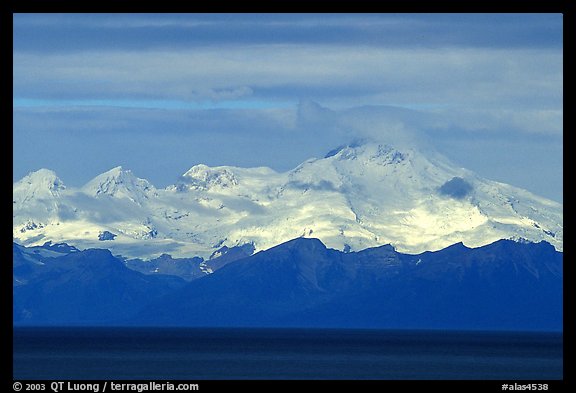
13;328;562;380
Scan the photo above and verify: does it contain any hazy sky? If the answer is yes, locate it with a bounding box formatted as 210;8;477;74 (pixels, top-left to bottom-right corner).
13;13;563;202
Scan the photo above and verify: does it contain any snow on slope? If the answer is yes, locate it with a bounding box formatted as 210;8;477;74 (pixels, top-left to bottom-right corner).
13;143;563;259
13;169;66;233
82;166;157;203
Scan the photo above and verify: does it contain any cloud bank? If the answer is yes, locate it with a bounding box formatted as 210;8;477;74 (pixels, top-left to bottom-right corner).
13;13;563;202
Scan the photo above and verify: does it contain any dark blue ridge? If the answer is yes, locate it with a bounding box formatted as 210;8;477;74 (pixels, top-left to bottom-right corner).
13;238;562;331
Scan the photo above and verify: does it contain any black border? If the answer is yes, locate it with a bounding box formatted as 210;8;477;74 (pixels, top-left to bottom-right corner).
7;1;572;391
562;4;573;392
5;0;15;385
7;1;571;13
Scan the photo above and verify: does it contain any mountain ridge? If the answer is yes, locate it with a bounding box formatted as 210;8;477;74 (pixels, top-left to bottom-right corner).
13;237;562;330
13;142;563;259
135;236;563;330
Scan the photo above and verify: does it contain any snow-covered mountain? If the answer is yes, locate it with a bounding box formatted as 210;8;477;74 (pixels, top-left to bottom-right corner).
13;169;65;229
82;166;157;203
13;142;563;259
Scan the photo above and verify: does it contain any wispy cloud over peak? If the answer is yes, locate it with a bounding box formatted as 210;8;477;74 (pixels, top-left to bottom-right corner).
13;13;563;203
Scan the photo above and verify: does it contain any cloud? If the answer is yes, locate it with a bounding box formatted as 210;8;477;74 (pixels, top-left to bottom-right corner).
12;14;563;203
14;14;562;52
13;45;562;138
62;193;149;224
13;105;333;187
14;14;562;135
438;177;474;199
13;100;563;203
295;100;436;151
199;86;253;101
13;46;561;100
286;180;339;193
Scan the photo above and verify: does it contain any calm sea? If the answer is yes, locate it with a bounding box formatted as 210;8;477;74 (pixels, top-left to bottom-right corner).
13;328;562;380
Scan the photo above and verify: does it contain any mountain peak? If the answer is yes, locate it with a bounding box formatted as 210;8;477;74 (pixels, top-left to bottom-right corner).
13;168;66;205
13;141;563;258
82;166;155;202
181;164;238;191
323;142;410;166
98;165;133;179
270;237;329;257
324;139;368;158
107;165;125;175
17;168;65;189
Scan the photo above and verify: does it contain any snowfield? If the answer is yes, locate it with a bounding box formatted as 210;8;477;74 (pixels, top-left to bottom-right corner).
13;142;563;259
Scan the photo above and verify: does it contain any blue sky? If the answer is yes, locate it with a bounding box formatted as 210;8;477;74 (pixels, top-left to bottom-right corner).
13;13;563;202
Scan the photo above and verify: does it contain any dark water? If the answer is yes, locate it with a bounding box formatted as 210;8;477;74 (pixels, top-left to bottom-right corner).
13;328;562;380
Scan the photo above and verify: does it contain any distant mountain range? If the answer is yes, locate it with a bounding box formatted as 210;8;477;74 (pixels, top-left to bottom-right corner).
13;141;563;329
13;238;562;331
13;142;563;260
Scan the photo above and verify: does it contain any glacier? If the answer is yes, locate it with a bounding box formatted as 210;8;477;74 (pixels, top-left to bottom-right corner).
13;142;563;259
